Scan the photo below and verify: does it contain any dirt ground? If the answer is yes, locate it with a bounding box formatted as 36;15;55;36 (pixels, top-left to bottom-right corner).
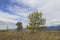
0;30;60;40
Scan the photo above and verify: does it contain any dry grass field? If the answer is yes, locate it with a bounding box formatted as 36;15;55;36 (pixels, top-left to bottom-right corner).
0;30;60;40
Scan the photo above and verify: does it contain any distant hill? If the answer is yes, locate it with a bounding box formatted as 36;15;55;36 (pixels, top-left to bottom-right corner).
47;25;60;30
12;25;60;30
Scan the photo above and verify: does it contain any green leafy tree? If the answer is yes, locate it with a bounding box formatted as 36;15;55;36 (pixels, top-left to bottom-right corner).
27;25;34;30
16;22;23;30
27;11;46;30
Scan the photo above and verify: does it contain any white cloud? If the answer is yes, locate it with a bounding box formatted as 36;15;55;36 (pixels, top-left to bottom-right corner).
0;21;17;30
8;5;31;27
10;0;22;4
10;0;49;8
0;11;19;23
7;0;60;26
46;19;60;26
8;5;29;17
22;0;49;8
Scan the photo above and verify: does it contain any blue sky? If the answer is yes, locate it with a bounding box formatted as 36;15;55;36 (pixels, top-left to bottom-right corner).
0;0;60;28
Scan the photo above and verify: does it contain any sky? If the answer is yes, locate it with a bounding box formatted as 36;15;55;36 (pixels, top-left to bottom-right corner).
0;0;60;28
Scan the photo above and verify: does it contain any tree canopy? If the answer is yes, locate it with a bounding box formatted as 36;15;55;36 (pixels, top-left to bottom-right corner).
27;11;46;30
16;22;23;30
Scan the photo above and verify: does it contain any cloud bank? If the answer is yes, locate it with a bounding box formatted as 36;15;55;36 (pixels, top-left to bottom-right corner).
0;0;60;28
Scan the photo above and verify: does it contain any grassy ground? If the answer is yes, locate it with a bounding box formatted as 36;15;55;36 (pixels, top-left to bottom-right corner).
0;30;60;40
